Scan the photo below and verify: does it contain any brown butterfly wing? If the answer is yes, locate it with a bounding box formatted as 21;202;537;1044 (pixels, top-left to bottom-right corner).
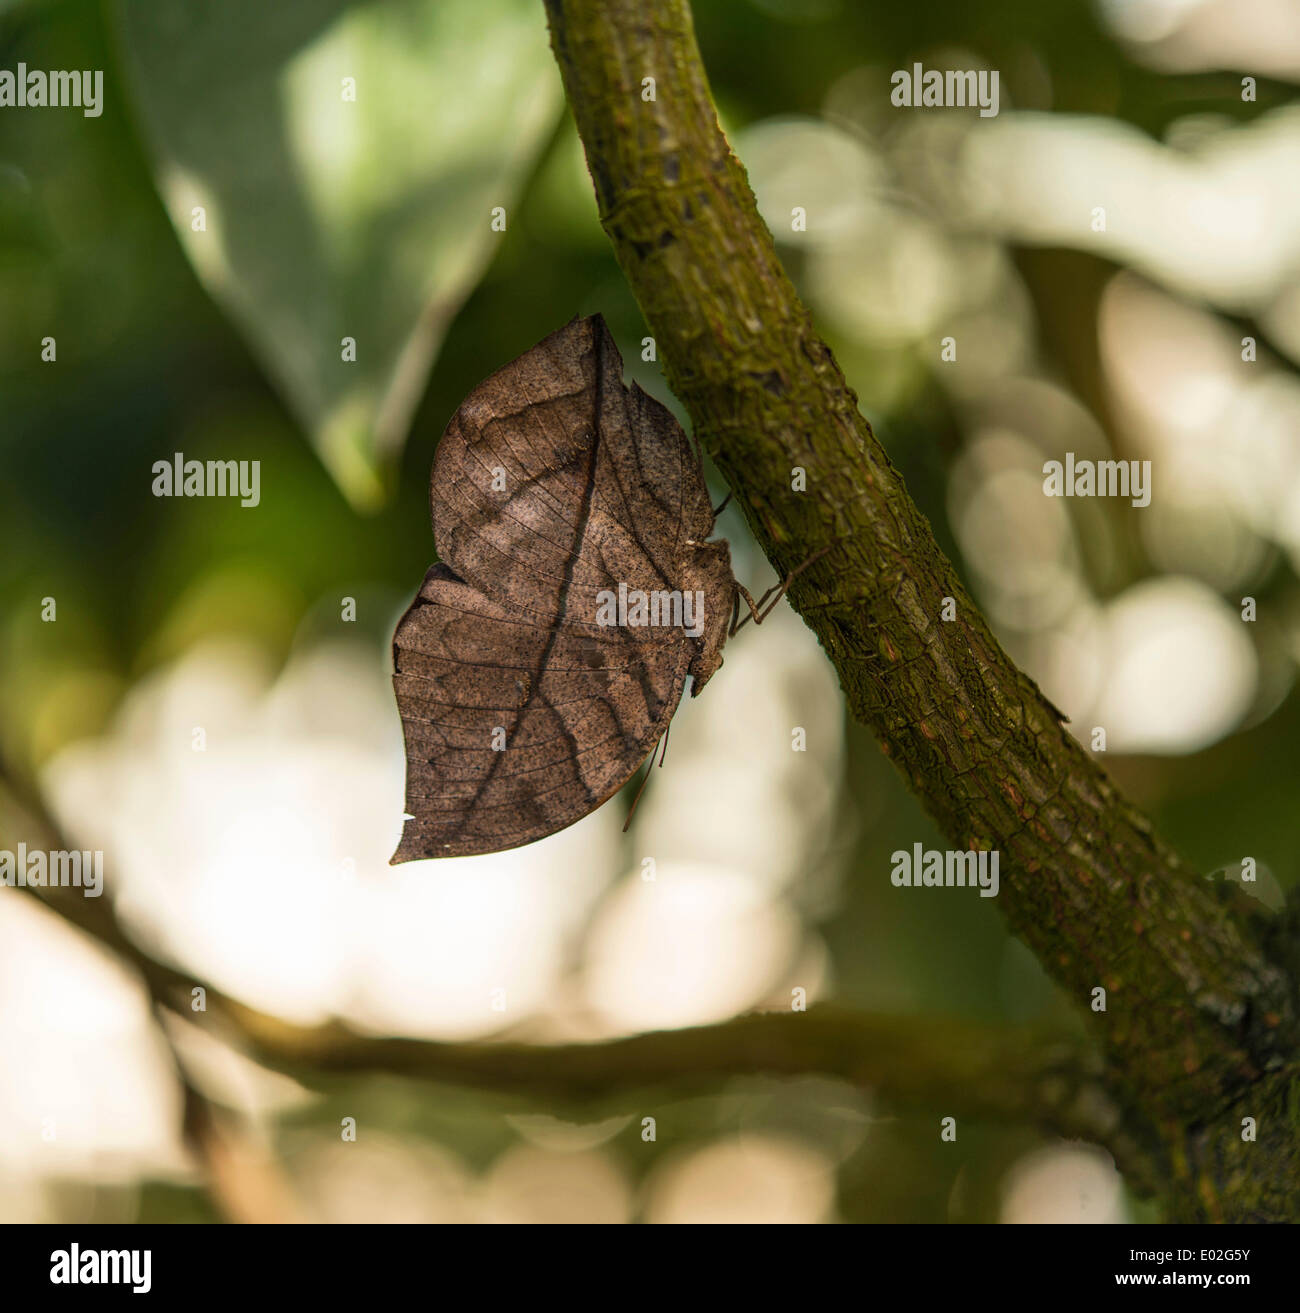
391;315;717;861
391;564;690;859
428;314;712;624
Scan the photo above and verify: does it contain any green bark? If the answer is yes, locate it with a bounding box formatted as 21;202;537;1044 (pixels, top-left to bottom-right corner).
542;0;1300;1219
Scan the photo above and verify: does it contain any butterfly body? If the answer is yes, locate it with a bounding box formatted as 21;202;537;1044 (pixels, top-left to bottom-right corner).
391;315;735;860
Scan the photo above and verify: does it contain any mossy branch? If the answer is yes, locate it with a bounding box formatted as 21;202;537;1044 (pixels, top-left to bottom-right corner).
541;0;1300;1217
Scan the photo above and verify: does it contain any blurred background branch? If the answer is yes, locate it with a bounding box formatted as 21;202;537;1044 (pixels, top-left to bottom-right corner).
0;771;302;1222
0;772;1161;1197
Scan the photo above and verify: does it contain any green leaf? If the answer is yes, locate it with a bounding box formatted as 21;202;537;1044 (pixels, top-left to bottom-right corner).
114;0;561;509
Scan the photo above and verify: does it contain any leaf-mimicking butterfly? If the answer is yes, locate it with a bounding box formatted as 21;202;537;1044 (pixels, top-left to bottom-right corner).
391;314;759;861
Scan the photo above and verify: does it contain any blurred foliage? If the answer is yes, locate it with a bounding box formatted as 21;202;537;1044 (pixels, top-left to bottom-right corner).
114;0;561;509
2;0;1298;1223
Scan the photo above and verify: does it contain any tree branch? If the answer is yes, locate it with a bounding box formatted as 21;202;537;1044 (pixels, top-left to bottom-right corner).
0;778;299;1221
541;0;1300;1216
1;781;1158;1190
14;883;1159;1185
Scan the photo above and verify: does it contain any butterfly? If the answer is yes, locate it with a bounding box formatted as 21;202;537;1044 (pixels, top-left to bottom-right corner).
391;314;792;861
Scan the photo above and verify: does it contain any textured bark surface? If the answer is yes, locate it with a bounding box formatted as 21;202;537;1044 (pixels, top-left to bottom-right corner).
542;0;1300;1218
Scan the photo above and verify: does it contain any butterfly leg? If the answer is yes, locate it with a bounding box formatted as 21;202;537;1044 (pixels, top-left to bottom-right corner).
731;546;831;634
712;490;733;518
730;582;763;636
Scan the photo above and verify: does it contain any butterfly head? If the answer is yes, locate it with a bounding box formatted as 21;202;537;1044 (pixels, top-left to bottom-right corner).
683;540;735;695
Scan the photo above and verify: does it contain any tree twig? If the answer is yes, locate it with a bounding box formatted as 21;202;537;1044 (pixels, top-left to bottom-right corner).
0;776;297;1221
0;778;1159;1191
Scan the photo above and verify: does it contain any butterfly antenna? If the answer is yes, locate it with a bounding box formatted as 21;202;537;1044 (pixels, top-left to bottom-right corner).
622;730;670;833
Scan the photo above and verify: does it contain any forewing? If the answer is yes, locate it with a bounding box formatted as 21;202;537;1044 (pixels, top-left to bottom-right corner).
429;314;714;629
391;564;690;860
